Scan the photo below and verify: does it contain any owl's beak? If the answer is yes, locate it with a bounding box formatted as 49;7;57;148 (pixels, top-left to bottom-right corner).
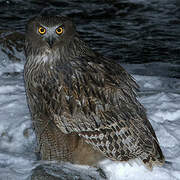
46;36;55;49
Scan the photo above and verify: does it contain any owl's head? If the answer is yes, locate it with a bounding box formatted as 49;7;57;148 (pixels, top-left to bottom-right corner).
25;16;77;50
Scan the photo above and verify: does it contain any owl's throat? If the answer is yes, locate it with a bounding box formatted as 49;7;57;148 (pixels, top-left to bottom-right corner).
26;35;94;67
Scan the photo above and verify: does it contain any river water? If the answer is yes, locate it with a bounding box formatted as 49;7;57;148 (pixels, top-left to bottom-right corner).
0;0;180;179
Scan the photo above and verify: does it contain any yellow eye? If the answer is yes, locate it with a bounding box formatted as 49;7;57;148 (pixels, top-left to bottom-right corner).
38;27;46;35
56;27;63;35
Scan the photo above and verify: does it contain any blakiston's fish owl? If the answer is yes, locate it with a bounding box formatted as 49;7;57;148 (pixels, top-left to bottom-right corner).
24;16;164;169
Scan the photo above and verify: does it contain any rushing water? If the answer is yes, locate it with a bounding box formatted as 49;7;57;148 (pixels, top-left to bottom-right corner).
0;0;180;179
1;0;180;66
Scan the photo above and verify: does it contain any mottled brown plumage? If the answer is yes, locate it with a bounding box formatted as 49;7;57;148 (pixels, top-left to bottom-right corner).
24;15;164;169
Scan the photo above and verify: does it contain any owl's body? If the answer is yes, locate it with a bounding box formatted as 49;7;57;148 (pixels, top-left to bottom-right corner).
24;16;164;169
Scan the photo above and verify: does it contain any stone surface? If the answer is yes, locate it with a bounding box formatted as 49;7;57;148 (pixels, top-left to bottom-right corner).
31;163;107;180
0;30;24;62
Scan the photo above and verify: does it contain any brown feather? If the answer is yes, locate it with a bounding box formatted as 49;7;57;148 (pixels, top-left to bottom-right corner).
24;15;164;168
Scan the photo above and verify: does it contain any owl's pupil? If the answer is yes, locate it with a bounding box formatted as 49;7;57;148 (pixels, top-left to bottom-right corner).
40;28;44;33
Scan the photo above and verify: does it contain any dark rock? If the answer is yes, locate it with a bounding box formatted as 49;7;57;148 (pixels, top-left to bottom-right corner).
0;30;25;62
31;162;107;180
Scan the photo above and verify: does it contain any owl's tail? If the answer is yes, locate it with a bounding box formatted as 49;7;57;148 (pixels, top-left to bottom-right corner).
140;139;165;170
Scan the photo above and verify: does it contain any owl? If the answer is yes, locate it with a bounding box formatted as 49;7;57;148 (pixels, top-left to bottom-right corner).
24;15;164;169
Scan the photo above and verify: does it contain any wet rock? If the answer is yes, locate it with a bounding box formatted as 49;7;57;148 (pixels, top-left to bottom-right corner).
0;30;25;62
31;162;107;180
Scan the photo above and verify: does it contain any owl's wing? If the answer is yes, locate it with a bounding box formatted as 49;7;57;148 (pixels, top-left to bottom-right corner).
52;53;164;169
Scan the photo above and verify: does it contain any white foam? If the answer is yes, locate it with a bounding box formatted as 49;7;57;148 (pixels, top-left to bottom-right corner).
100;159;172;180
